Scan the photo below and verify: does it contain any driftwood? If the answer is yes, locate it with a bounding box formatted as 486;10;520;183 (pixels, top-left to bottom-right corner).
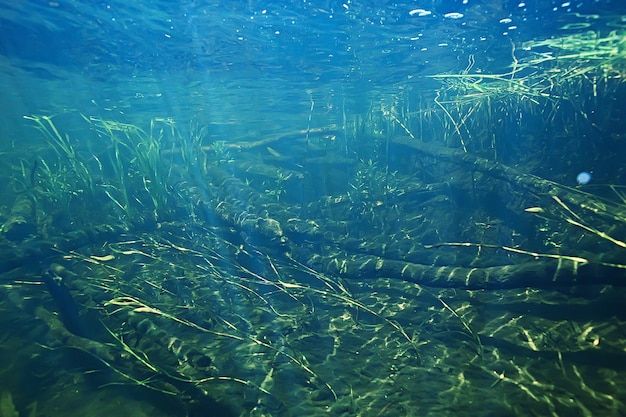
3;120;626;416
391;136;626;226
192;154;626;290
3;193;37;242
3;130;624;296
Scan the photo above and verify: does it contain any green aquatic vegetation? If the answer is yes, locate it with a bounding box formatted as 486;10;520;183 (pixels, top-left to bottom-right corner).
524;186;626;262
0;392;19;417
210;140;229;163
24;115;95;202
23;115;76;160
417;30;626;155
10;44;625;413
55;227;427;408
83;116;170;221
264;170;290;202
9;106;626;415
521;30;626;80
175;120;208;174
23;114;205;229
424;55;552;154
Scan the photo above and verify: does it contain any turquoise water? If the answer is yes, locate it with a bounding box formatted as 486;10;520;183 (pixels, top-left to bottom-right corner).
1;1;626;416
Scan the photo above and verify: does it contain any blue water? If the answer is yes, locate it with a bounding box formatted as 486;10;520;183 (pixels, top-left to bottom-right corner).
1;0;623;136
2;1;626;417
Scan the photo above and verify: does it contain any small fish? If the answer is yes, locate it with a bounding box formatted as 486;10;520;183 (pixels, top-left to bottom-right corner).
266;146;281;157
30;159;40;187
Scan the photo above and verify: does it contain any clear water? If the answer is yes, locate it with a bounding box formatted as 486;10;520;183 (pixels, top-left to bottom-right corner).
1;1;626;416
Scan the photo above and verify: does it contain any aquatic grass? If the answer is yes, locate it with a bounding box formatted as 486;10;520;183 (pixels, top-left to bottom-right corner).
24;115;96;202
435;295;483;357
103;283;339;401
75;235;335;401
23;114;205;228
23;115;76;160
426;62;554;154
31;158;75;209
417;30;626;156
16;109;626;416
84;116;161;220
80;116;133;218
63;228;430;408
133;121;167;218
81;116;199;223
521;29;626;80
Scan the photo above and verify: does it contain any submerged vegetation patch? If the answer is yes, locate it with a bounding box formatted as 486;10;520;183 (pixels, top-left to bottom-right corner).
1;29;626;417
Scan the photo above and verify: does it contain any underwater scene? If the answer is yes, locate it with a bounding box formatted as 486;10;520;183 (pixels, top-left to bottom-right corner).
1;1;626;416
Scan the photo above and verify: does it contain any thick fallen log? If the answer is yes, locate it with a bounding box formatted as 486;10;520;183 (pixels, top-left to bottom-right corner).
289;245;626;289
391;136;626;225
3;193;37;242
